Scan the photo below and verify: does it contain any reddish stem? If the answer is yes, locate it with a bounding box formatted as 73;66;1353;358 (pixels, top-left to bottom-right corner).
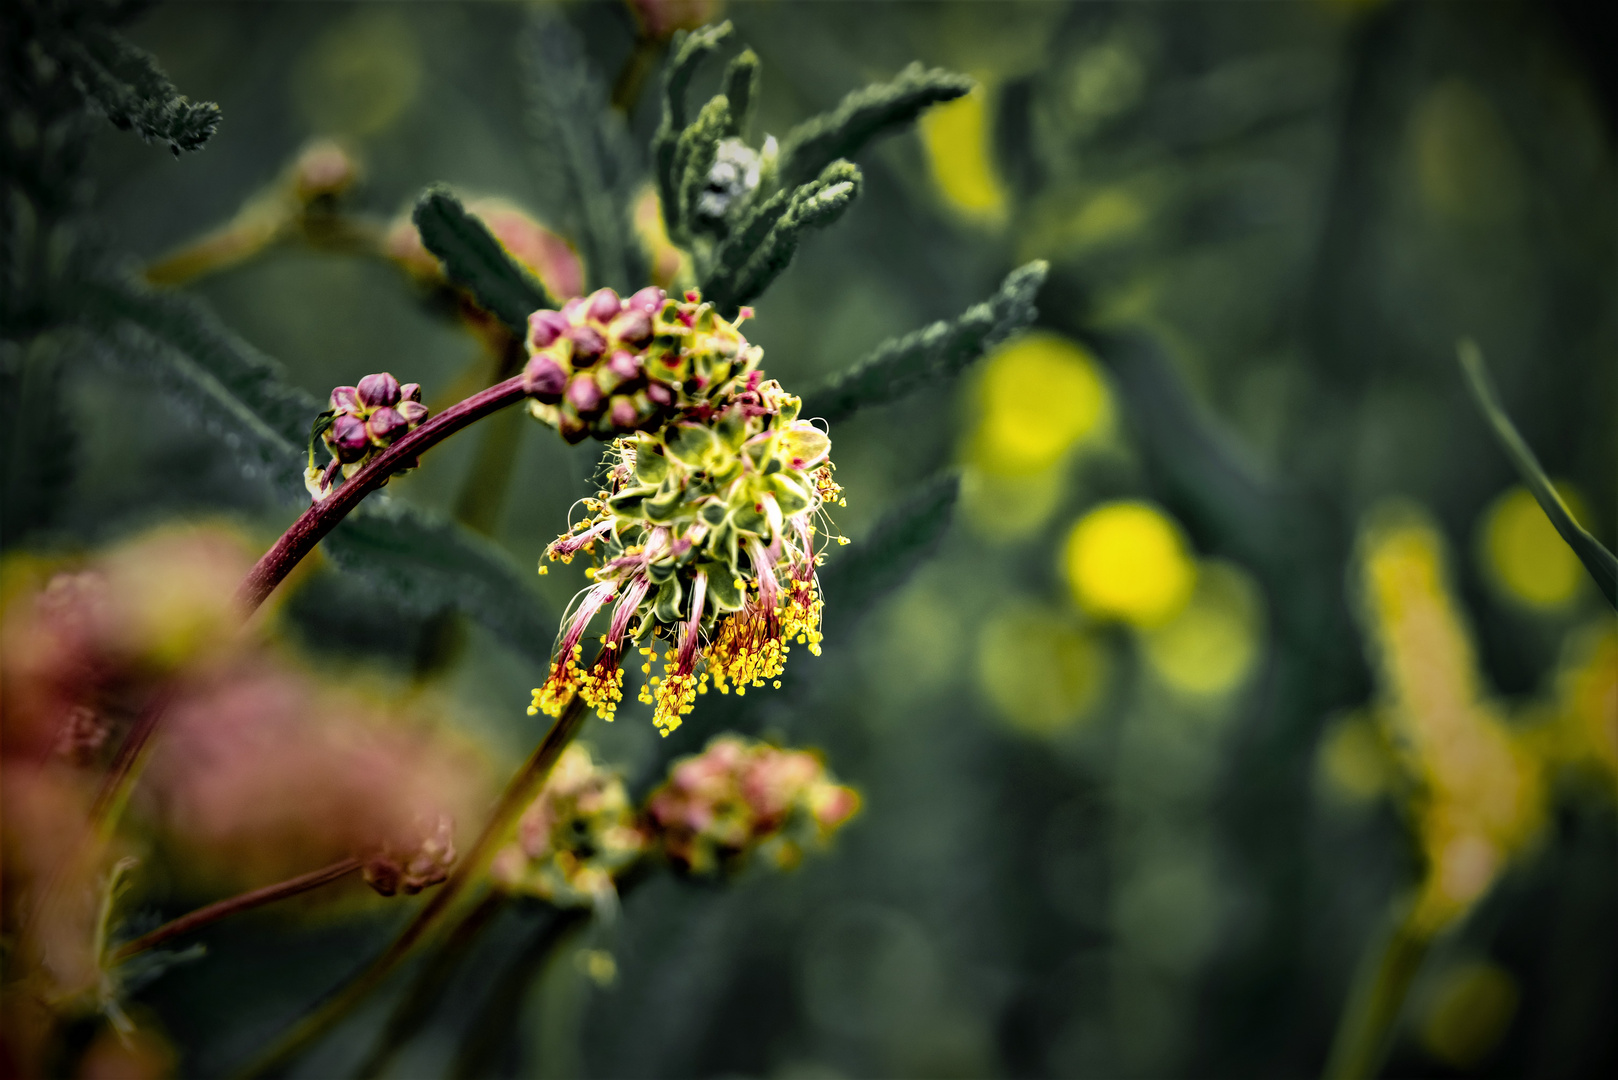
238;373;530;610
113;858;362;962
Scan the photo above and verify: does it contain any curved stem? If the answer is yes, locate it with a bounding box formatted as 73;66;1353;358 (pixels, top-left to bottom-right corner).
243;691;594;1078
113;858;362;963
1323;905;1430;1080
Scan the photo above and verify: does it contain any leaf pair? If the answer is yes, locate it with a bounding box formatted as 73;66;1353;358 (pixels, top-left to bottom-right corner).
411;188;560;336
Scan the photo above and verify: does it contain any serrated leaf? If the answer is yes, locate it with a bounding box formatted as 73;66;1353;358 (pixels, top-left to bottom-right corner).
776;63;973;189
413;187;557;334
322;502;559;663
55;24;220;153
804;261;1049;424
522;12;645;293
1459;339;1617;609
705;160;862;314
821;472;960;630
653;21;735;242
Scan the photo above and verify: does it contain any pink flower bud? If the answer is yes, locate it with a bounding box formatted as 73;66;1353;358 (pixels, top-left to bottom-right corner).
529;310;569;349
524;355;568;403
606;350;643;381
398;400;429;426
567;373;605;416
331;385;361;413
399;382;422;403
609;396;639;429
645;381;674;407
561;297;585;319
367;406;407;445
357;372;402;409
567;324;607;363
586;288;622;322
612;310;653;346
628;286;666;314
328;414;369;462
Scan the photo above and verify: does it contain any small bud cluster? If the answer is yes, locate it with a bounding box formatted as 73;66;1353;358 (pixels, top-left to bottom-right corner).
489;745;646;908
523;287;761;444
305;372;430;500
644;735;860;875
362;814;456;897
528;293;847;737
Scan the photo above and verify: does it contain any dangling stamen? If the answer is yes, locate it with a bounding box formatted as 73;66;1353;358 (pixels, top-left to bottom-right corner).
579;576;652;721
530;580;617;718
652;571;707;737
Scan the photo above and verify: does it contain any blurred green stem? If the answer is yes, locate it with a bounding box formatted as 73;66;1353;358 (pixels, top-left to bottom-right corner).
1323;905;1430;1080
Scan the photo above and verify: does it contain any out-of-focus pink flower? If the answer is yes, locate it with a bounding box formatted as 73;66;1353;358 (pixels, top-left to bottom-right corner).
385;196;585;303
626;0;723;40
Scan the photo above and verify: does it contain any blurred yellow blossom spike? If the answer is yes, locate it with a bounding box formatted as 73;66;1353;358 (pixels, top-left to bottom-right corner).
1063;501;1196;627
1354;503;1545;934
919;83;1006;225
1478;483;1591;610
1143;560;1264;698
969;333;1111;476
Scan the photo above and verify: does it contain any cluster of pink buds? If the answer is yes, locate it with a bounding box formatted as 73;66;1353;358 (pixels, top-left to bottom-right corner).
643;735;860;875
361;813;457;897
306;372;430;500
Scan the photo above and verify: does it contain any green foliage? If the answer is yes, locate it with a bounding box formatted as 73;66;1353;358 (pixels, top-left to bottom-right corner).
652;21;736;243
323;503;556;665
721;50;761;139
775;62;973;190
672;94;734;243
1460;340;1617;609
805;261;1050;424
0;337;76;548
522;12;645;294
54;20;220;154
702;160;863;314
821;471;960;630
412;187;558;335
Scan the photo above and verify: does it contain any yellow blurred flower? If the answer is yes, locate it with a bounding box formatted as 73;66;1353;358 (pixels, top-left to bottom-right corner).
1418;960;1518;1069
968;333;1110;477
1552;622;1618;788
1478;483;1591;610
1142;560;1263;698
975;601;1107;736
1316;711;1399;804
1355;504;1545;933
1063;501;1196;627
919;83;1006;225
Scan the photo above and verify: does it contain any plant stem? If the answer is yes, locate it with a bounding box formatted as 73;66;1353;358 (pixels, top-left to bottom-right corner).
113;858;362;963
243;690;594;1078
1323;905;1430;1080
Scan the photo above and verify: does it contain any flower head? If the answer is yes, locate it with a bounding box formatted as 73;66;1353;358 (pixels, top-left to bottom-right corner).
305;373;430;500
643;735;860;875
528;294;845;736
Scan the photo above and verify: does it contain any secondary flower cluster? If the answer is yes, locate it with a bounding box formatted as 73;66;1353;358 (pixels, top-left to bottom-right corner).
646;735;861;875
522;286;760;444
489;744;645;908
527;290;844;737
305;372;429;500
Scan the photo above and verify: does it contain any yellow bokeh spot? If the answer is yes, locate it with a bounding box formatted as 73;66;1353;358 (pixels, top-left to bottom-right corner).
1555;622;1618;786
1063;502;1196;627
1479;483;1589;610
1419;961;1518;1069
1315;712;1395;803
960;467;1067;542
1065;187;1147;250
294;8;422;136
919;85;1006;224
1411;79;1524;223
970;333;1110;476
976;602;1106;736
1143;560;1263;697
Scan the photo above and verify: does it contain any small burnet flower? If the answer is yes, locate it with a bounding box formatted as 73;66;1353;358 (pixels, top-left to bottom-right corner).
488;744;646;908
529;295;848;737
642;735;860;875
305;371;432;500
362;814;457;898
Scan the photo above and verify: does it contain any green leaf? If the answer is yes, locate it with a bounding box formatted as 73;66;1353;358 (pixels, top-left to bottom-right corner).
1459;339;1617;610
653;21;735;242
721;50;761;139
55;24;221;154
522;13;646;293
704;160;863;314
323;501;559;664
412;187;558;335
804;261;1049;424
776;63;973;190
821;472;960;629
0;335;77;550
673;95;733;245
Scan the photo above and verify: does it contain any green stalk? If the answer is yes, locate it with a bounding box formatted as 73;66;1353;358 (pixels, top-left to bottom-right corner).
1322;905;1431;1080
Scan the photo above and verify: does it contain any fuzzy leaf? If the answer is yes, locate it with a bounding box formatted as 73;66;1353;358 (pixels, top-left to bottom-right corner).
705;160;863;313
653;21;735;241
322;501;558;664
412;187;557;334
1459;340;1617;609
804;261;1048;424
673;95;733;246
776;63;973;189
721;49;761;139
57;24;220;153
821;472;960;628
522;12;646;293
0;336;77;550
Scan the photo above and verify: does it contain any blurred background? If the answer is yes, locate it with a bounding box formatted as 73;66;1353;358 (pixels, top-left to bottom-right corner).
10;0;1616;1076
